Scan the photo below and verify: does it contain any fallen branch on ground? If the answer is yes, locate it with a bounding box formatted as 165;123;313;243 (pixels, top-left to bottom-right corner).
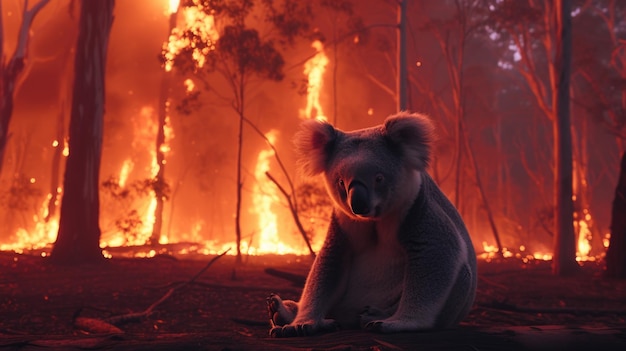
73;249;230;333
264;268;306;287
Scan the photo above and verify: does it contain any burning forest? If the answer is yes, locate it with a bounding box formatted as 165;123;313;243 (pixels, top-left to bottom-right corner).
1;0;626;350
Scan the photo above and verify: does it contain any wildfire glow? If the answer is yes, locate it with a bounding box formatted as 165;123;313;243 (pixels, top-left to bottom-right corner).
163;1;219;72
479;241;553;263
300;40;328;121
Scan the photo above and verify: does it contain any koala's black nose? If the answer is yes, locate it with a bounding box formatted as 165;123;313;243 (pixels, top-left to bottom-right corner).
348;181;370;216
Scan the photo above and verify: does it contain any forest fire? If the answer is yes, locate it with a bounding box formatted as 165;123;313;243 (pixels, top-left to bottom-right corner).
3;2;626;349
0;0;618;271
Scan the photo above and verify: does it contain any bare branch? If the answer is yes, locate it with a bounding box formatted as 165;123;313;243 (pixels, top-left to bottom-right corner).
13;0;51;60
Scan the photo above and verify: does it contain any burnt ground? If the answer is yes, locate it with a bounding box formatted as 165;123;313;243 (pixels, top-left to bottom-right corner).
1;250;626;351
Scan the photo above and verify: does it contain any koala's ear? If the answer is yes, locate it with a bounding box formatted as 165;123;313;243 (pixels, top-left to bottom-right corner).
383;112;435;170
294;119;338;176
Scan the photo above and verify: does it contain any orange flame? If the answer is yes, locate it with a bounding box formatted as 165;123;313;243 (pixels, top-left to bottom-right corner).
300;40;328;121
163;1;219;72
251;130;283;253
168;0;180;14
478;241;553;263
0;197;59;254
575;210;594;262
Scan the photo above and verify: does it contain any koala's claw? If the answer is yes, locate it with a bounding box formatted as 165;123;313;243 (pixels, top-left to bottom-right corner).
267;293;287;327
270;324;314;338
270;320;339;338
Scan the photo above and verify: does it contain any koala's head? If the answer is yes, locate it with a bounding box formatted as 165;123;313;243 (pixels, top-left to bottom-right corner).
294;112;434;220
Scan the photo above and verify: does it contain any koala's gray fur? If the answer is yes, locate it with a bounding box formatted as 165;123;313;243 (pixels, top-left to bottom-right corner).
268;112;477;337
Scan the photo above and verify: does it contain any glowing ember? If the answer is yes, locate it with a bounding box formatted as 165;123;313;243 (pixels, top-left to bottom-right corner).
603;233;611;248
184;78;195;92
300;40;328;121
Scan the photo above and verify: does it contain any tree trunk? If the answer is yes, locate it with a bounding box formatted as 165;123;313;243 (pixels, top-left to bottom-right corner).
552;0;578;276
235;72;245;264
396;0;407;112
50;0;115;265
606;152;626;279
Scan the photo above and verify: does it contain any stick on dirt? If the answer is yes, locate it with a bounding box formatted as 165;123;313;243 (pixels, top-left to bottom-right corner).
101;248;231;326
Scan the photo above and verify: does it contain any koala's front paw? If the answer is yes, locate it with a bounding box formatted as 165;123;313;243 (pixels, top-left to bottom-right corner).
364;318;420;334
269;319;338;338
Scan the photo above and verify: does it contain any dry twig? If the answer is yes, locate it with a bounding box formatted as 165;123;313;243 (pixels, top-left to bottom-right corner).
74;249;230;332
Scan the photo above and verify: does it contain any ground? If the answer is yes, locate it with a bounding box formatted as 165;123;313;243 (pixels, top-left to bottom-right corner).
1;249;626;350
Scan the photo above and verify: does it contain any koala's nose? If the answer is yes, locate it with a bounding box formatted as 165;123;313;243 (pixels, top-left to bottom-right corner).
348;181;370;216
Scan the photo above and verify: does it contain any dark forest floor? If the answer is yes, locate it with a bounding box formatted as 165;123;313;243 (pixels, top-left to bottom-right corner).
1;250;626;350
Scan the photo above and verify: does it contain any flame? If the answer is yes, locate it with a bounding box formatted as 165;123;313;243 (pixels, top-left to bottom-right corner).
100;104;175;248
168;0;180;14
300;40;328;121
163;1;219;72
251;130;283;253
478;241;553;263
184;78;195;92
575;210;595;262
0;197;59;253
118;159;134;188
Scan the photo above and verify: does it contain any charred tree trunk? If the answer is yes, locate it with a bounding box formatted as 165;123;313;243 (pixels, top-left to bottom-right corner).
234;66;245;264
0;0;50;176
552;0;578;276
606;152;626;279
50;0;115;265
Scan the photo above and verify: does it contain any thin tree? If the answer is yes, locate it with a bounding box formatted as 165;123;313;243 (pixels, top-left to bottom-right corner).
50;0;115;265
396;0;407;111
552;0;578;275
0;0;50;176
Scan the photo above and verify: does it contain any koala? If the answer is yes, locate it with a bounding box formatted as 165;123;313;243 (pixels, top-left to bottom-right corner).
267;112;477;337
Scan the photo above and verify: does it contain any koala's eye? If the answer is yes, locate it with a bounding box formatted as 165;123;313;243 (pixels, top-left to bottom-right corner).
375;174;385;184
338;179;345;188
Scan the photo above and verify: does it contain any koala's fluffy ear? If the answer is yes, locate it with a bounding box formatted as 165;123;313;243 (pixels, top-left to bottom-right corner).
294;119;338;176
384;112;435;170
